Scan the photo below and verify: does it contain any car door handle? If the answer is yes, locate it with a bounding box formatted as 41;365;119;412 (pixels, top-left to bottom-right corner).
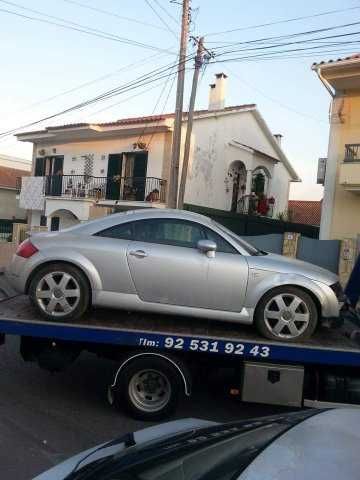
129;250;148;258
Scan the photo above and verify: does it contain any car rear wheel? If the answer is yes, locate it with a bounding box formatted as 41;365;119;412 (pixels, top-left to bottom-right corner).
29;263;90;321
255;286;318;342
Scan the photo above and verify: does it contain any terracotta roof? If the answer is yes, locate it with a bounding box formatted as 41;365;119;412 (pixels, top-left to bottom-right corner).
288;200;322;226
312;53;360;68
16;104;256;136
0;165;29;189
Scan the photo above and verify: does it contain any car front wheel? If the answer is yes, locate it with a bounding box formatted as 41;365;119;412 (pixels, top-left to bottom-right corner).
255;286;318;342
29;263;90;321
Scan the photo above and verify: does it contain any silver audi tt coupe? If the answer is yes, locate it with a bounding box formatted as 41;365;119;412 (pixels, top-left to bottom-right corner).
7;209;342;342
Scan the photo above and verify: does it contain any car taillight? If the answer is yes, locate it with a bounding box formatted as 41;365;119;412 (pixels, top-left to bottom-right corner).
16;239;38;258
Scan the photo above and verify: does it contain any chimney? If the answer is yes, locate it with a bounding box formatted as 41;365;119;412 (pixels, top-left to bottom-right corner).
274;134;283;146
208;73;227;110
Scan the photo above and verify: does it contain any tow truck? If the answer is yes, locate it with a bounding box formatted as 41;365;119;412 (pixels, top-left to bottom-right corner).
0;276;359;420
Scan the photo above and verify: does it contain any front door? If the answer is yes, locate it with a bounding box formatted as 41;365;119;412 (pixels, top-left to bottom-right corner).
127;218;210;308
106;154;123;200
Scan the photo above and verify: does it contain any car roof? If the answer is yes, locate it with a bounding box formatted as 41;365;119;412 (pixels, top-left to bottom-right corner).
66;208;215;234
240;408;360;480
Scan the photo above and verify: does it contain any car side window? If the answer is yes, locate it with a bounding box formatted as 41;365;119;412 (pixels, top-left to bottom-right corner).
94;222;134;240
134;219;205;248
204;227;238;254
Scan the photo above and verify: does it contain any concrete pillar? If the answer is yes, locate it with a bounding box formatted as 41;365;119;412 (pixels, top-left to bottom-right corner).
282;232;300;258
12;223;27;246
338;238;357;287
29;210;41;228
245;169;252;195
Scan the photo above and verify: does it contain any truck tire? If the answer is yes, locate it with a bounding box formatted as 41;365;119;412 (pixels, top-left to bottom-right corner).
29;263;90;321
255;286;318;342
112;356;183;421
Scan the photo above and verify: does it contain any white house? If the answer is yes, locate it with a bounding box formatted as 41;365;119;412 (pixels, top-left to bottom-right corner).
16;73;300;230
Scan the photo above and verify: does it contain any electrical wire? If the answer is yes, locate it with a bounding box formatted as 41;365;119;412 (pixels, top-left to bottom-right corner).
211;39;360;64
226;67;325;124
144;0;178;39
204;6;360;37
60;0;169;31
0;56;196;139
13;50;172;114
153;0;179;25
210;32;360;60
208;21;360;53
0;3;174;54
137;59;179;145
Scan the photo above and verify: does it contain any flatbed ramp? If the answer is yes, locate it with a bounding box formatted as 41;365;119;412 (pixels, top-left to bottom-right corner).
0;295;359;368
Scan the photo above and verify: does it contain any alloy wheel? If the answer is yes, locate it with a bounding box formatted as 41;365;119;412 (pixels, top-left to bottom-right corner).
264;293;310;339
35;271;81;317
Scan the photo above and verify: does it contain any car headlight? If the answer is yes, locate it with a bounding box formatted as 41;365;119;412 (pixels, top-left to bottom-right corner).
330;281;346;302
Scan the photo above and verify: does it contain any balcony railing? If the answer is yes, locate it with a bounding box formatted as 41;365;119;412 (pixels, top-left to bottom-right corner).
43;175;167;203
344;144;360;162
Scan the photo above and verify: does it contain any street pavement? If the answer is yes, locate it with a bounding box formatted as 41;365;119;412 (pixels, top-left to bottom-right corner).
0;335;286;479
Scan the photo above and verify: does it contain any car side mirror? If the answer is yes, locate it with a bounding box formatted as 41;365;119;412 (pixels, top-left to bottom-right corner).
197;239;217;258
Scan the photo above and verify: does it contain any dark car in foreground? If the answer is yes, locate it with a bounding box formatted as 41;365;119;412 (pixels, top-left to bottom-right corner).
34;408;360;479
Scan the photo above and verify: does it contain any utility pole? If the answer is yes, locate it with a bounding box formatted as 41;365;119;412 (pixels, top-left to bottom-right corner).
167;0;190;209
177;36;204;209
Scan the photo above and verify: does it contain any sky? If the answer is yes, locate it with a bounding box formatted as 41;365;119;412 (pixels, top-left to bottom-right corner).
0;0;359;200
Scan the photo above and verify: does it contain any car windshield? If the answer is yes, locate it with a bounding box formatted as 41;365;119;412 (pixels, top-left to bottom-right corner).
67;411;318;480
212;221;264;255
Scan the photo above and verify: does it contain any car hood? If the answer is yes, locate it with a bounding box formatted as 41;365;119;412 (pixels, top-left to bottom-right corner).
247;253;339;285
33;418;216;480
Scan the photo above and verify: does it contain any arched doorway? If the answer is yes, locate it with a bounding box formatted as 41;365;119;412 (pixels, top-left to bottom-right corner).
228;161;247;212
49;209;80;231
251;166;271;196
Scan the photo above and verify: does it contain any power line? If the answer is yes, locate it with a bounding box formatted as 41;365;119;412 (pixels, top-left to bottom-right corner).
144;0;178;39
60;0;168;31
0;2;174;54
85;79;171;118
209;20;360;53
211;30;360;58
204;6;360;37
153;0;179;25
137;59;178;145
0;57;196;139
227;67;325;124
13;51;171;114
211;39;360;64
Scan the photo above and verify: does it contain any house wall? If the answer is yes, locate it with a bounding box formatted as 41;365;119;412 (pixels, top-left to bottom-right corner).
321;92;360;239
0;188;27;220
184;111;290;214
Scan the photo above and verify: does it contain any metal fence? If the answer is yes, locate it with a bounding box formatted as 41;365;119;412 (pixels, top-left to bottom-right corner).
184;204;319;238
43;175;167;203
0;221;14;242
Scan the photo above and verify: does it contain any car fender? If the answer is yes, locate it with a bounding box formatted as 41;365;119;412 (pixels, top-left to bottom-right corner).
27;247;103;292
245;269;338;317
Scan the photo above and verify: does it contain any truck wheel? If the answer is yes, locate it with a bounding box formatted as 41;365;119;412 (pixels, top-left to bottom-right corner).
29;263;90;321
255;286;318;342
112;356;182;421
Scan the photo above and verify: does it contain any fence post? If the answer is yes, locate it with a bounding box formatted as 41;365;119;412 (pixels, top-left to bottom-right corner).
12;223;27;246
338;238;357;287
282;232;300;258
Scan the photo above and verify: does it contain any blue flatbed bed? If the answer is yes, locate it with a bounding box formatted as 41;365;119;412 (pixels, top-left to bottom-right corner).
0;295;359;368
